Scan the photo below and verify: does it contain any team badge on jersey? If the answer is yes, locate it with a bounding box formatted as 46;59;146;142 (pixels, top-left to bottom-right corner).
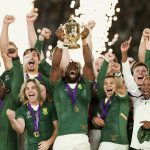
42;108;48;115
26;111;32;118
78;84;82;90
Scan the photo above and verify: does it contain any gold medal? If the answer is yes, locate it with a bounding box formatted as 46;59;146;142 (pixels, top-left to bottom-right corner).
74;105;79;112
34;131;40;137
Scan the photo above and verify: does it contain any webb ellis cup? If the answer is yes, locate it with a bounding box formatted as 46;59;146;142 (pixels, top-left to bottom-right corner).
64;15;80;49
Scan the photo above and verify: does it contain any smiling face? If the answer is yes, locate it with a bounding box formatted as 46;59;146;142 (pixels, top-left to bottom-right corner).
23;49;40;72
141;77;150;99
25;81;39;105
65;62;80;83
133;65;148;86
104;76;116;98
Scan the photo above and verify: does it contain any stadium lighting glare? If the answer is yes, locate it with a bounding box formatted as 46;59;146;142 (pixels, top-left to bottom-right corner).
78;0;119;58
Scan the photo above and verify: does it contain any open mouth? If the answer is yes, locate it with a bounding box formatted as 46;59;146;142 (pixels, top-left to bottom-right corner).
28;61;35;68
28;93;35;99
70;70;75;75
138;76;144;81
107;89;113;92
106;89;113;95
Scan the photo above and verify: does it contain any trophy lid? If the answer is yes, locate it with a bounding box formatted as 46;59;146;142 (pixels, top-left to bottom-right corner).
68;15;77;25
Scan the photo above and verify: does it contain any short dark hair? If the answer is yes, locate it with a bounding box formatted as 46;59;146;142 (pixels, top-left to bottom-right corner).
23;48;40;60
66;61;81;71
105;74;115;79
132;62;148;74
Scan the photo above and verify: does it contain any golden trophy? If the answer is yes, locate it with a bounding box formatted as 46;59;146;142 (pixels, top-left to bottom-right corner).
64;15;80;49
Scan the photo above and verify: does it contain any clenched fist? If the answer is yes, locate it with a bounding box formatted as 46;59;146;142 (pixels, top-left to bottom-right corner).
26;12;38;23
6;109;16;122
40;28;51;40
3;15;15;24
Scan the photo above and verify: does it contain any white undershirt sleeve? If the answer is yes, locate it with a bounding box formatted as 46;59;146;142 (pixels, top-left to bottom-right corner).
122;60;141;97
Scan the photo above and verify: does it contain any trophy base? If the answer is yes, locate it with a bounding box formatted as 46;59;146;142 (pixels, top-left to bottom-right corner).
69;44;80;49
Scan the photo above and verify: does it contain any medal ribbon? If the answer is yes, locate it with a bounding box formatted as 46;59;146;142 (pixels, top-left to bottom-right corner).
66;83;78;107
28;102;40;136
25;72;42;80
100;97;112;120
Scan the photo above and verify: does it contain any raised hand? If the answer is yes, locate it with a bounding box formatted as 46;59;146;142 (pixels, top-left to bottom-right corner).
26;8;38;23
55;26;65;41
104;52;115;63
3;15;15;25
111;62;121;73
6;109;16;122
40;28;51;40
145;36;150;50
86;20;96;30
142;28;150;38
26;12;38;23
120;37;132;53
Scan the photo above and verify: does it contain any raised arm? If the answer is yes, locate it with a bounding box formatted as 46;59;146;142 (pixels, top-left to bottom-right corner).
34;28;51;55
26;8;38;47
121;37;132;63
6;109;25;134
97;52;114;98
0;15;15;70
49;28;64;82
121;37;140;96
113;63;127;95
81;27;95;81
10;51;24;102
138;28;150;62
85;20;96;51
144;35;150;75
35;28;52;78
27;10;51;70
60;44;70;76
